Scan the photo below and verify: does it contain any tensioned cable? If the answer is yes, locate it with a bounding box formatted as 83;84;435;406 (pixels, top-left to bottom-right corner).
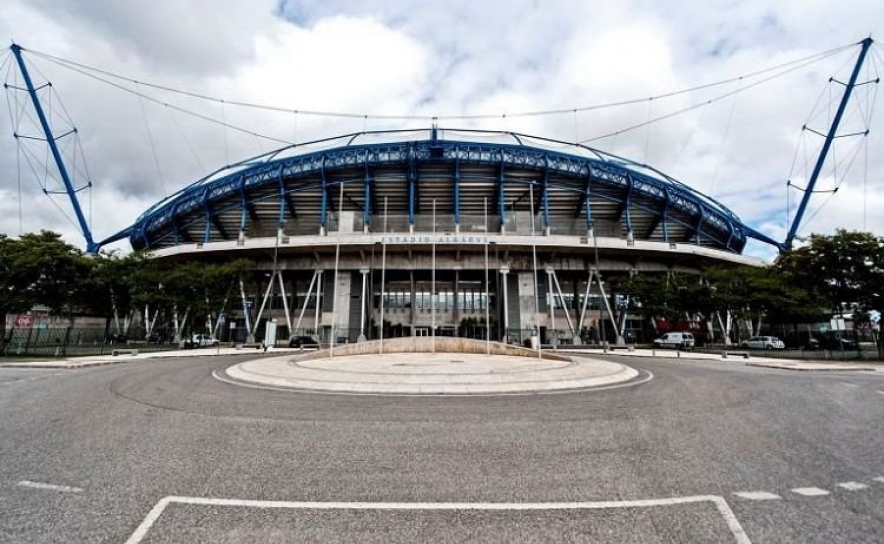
580;51;849;144
709;77;742;197
135;81;167;197
807;49;881;224
799;125;870;231
166;105;206;173
25;41;856;121
19;53;292;146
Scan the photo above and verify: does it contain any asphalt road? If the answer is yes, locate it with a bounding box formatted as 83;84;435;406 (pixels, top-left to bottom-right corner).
0;354;882;543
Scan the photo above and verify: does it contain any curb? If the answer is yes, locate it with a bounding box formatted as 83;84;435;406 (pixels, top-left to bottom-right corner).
745;362;878;372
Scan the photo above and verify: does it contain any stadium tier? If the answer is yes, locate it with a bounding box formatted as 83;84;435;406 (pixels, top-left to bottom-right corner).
109;128;767;345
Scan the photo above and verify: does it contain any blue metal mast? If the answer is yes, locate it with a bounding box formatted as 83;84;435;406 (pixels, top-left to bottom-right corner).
784;37;874;250
9;44;98;253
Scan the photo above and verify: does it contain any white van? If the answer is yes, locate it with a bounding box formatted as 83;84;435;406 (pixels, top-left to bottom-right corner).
653;332;695;350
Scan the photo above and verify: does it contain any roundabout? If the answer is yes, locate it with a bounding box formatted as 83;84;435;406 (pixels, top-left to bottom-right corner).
220;350;642;395
2;352;883;543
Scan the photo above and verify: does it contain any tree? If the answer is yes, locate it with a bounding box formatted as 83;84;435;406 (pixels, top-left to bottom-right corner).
0;234;33;348
777;229;884;357
73;251;148;335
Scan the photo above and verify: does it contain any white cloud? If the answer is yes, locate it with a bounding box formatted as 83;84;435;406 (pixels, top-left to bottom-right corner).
0;0;882;258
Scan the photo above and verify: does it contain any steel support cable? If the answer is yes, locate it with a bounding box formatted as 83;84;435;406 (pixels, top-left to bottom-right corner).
14;73;22;234
166;105;206;174
669;99;709;173
8;54;96;205
799;133;868;232
709;77;742;197
0;50;12;82
863;124;868;230
25;41;855;122
807;52;878;235
135;81;167;197
580;52;846;144
22;56;292;146
787;82;830;182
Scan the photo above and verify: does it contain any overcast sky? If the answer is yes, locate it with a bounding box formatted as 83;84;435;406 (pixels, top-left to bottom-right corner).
0;0;882;259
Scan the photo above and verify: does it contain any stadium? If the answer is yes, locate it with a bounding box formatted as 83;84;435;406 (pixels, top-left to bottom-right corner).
100;127;775;346
6;37;875;349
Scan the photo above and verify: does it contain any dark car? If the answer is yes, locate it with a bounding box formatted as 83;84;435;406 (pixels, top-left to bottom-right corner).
288;335;319;348
106;334;127;345
811;334;858;351
147;332;166;344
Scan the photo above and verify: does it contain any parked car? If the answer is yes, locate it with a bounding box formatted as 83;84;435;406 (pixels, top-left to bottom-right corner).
147;332;166;344
813;334;858;351
288;335;319;348
105;334;127;345
740;336;785;350
653;332;695;350
184;334;219;348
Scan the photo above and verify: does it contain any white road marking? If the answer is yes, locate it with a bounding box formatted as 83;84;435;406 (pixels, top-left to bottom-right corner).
791;487;830;497
16;480;83;493
840;382;859;388
877;390;884;395
873;477;884;483
733;491;781;500
836;482;869;491
124;494;752;544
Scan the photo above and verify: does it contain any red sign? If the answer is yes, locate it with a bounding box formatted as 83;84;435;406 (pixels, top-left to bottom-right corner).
15;314;33;329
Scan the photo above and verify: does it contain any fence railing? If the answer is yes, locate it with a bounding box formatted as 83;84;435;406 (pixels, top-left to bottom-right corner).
1;327;177;358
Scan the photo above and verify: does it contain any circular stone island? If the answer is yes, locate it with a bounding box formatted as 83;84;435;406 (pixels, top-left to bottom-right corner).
220;339;641;395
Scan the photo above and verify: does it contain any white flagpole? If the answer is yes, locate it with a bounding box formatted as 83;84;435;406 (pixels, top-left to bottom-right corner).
432;198;436;353
530;183;541;358
330;181;343;357
484;197;490;354
379;196;387;354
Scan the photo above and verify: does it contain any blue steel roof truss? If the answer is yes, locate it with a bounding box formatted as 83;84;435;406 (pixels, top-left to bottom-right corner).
125;139;751;252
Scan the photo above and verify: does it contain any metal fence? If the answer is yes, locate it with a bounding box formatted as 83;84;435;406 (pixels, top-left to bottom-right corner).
1;327;177;358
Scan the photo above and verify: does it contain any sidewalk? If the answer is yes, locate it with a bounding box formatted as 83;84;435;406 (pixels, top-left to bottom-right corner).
566;347;883;372
0;346;306;369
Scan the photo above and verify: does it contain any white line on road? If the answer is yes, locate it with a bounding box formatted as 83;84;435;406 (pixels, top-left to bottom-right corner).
873;477;884;483
16;480;83;493
733;491;781;500
877;390;884;395
791;487;830;497
124;494;752;544
840;382;859;388
837;482;869;491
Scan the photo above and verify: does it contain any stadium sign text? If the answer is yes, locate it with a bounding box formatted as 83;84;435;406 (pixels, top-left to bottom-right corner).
381;234;489;245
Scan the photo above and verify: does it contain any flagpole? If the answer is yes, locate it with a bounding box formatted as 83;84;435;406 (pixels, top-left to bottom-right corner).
379;196;387;354
330;181;343;357
432;198;436;353
530;183;541;358
484;197;490;354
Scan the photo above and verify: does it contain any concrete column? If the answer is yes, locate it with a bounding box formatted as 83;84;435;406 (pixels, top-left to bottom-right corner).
546;268;556;348
313;270;323;336
517;271;537;334
325;271;352;339
453;269;460;333
409;270;416;331
359;268;369;342
500;267;510;338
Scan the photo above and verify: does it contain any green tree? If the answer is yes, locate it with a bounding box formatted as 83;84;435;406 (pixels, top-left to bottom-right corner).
777;229;884;357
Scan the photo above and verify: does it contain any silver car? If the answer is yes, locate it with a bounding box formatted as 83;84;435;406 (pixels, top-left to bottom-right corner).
740;336;785;350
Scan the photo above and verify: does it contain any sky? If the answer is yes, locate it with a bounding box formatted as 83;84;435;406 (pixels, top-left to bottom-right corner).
0;0;881;260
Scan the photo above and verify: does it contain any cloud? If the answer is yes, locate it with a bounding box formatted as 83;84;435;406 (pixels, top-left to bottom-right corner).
0;0;881;259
